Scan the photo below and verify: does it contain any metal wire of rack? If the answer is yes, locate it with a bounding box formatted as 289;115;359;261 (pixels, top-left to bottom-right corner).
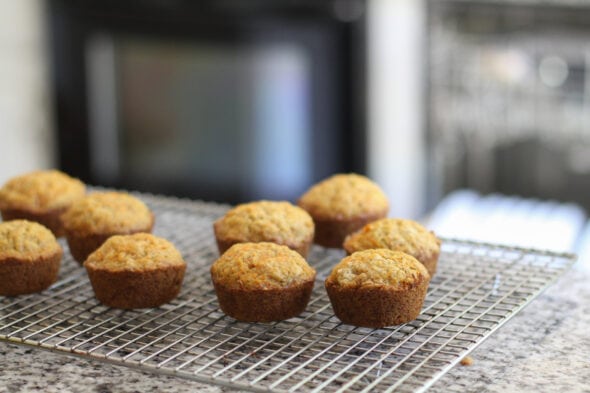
0;193;576;392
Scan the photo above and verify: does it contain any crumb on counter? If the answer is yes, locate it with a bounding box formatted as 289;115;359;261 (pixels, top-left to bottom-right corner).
460;356;474;366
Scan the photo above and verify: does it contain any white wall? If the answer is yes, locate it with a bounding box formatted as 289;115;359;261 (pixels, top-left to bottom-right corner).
0;0;54;184
367;0;425;219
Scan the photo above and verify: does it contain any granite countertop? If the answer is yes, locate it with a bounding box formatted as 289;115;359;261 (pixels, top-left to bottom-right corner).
1;267;589;393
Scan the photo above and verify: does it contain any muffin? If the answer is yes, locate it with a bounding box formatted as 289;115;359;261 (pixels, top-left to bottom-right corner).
325;249;430;328
210;242;316;322
297;173;389;248
213;200;314;257
0;220;63;296
0;170;85;236
84;233;186;309
343;218;441;277
61;192;154;264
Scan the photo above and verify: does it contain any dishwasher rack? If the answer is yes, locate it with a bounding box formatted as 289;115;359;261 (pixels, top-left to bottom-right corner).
0;193;576;392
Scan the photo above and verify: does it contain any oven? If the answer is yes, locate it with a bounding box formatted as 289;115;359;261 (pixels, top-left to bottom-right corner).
47;0;367;204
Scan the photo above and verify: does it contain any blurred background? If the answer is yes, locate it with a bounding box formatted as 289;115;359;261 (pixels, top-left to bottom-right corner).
2;0;590;256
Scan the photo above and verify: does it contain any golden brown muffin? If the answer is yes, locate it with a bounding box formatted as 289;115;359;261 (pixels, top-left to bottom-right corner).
213;200;314;257
84;233;186;309
297;173;389;248
0;170;85;237
210;242;316;322
343;218;441;277
0;220;63;296
325;249;429;328
61;192;154;264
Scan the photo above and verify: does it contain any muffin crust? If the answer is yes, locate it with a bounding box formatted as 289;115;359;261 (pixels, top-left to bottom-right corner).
62;192;154;263
0;170;85;236
84;233;186;309
0;220;62;261
343;218;441;276
0;170;85;212
214;200;314;257
327;249;429;289
85;233;184;272
211;242;316;322
297;174;388;220
211;242;315;290
297;174;389;248
0;220;63;296
62;192;153;234
325;249;429;327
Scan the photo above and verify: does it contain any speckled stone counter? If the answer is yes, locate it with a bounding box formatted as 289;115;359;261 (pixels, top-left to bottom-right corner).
431;265;590;393
2;266;588;393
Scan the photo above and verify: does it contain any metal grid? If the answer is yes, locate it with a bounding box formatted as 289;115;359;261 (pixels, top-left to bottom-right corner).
0;193;576;392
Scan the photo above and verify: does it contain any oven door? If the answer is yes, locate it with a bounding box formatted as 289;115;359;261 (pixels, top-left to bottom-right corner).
48;0;366;203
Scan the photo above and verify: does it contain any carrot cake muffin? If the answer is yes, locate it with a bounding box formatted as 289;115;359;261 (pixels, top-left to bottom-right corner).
84;233;186;309
297;173;389;248
210;242;316;322
213;200;314;257
0;170;85;236
325;249;430;328
343;218;441;277
61;192;154;264
0;220;63;296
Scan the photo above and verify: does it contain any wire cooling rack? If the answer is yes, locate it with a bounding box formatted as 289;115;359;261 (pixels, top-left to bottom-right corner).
0;193;576;392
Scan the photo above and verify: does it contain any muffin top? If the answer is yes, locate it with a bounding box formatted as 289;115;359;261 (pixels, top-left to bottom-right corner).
326;249;429;290
297;173;389;220
84;233;185;272
211;242;316;290
62;192;153;234
0;170;85;212
214;200;314;245
343;219;441;260
0;220;62;261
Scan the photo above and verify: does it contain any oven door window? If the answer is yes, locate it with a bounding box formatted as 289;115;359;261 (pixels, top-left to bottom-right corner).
87;34;313;202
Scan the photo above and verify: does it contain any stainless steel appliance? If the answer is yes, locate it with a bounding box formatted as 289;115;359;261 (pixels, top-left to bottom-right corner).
48;0;367;203
427;0;590;211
